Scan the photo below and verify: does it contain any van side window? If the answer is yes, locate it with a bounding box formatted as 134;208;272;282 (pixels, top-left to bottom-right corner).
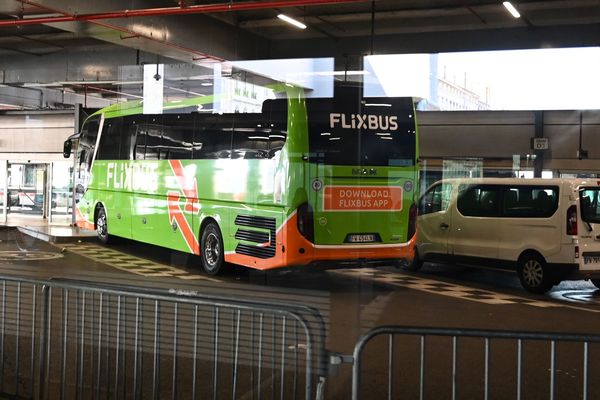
457;185;501;217
419;183;451;215
502;186;559;218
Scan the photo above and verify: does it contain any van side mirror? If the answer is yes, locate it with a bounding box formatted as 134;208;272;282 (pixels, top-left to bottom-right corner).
63;140;72;158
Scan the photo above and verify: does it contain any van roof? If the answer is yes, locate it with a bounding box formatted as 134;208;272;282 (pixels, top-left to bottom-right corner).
431;178;600;191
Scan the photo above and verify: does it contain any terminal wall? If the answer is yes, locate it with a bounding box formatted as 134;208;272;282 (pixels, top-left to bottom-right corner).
0;111;74;162
418;109;600;173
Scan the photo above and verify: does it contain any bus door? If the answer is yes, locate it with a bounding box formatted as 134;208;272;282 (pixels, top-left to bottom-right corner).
73;115;101;201
94;117;133;239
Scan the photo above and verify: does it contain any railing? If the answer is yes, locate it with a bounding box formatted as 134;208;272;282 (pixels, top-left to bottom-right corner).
350;325;600;400
3;274;600;400
0;276;327;400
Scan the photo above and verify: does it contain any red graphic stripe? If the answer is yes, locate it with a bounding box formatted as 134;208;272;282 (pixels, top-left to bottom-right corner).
169;160;200;213
167;191;200;255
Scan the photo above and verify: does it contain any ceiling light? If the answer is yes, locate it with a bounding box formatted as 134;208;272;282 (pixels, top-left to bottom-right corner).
277;14;307;29
502;2;521;18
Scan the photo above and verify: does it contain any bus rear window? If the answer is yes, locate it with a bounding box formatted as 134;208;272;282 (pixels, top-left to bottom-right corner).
580;188;600;224
306;94;416;166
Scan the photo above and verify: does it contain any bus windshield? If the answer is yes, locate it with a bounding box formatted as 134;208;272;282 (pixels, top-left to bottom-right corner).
306;91;416;167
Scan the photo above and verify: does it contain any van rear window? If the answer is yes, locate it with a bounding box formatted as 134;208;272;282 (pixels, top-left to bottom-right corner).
457;185;558;218
580;188;600;224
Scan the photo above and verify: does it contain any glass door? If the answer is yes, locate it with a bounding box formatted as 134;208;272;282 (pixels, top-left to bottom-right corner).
7;163;47;219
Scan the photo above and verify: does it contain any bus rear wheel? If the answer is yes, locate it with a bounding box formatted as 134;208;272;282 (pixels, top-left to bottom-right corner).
95;206;111;244
201;222;224;275
403;247;423;272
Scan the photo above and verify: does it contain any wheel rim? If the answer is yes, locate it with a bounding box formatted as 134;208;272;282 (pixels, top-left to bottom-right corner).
97;214;107;239
522;259;544;288
204;232;220;269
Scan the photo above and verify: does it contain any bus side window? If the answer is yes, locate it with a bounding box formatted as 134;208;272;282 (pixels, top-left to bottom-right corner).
134;126;146;160
268;131;286;158
193;116;233;160
161;114;194;160
96;118;123;160
232;128;270;159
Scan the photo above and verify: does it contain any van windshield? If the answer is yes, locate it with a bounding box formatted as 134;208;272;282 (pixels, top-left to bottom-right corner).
580;188;600;224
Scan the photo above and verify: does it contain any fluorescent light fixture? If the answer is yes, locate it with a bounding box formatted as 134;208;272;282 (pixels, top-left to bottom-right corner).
502;1;521;18
320;132;331;136
365;103;392;107
248;136;269;140
277;14;307;29
376;132;391;136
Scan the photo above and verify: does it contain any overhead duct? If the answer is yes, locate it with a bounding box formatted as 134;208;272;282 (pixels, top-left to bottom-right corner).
5;0;370;27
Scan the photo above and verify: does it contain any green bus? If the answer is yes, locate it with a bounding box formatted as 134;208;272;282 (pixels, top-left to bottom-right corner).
64;85;419;274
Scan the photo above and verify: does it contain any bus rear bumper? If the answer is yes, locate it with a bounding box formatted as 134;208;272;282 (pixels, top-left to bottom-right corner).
225;210;417;270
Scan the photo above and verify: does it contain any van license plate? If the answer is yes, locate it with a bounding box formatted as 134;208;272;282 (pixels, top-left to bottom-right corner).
347;234;376;243
583;256;600;265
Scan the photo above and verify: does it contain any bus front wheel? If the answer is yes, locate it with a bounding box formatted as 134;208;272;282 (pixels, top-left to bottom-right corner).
95;207;111;244
201;222;224;275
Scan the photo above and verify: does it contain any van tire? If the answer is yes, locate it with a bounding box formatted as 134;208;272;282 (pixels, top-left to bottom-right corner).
590;279;600;290
200;222;224;275
517;253;553;294
404;248;423;272
95;206;112;244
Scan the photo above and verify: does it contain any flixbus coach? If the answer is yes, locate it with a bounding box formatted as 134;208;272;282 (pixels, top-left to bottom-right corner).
63;86;419;274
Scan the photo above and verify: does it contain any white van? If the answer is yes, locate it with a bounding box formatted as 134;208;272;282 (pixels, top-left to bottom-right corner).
411;178;600;293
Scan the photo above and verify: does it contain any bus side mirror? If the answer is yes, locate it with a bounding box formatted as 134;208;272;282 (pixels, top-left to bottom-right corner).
63;140;72;158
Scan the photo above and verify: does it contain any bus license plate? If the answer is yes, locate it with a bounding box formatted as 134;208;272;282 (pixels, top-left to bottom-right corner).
584;256;600;265
347;234;376;243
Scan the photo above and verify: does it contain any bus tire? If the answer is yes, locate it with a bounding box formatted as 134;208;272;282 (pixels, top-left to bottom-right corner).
517;253;553;294
95;206;112;244
403;247;423;271
201;222;224;275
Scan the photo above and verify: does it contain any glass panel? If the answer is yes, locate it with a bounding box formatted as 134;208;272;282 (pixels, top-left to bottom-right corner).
50;162;73;224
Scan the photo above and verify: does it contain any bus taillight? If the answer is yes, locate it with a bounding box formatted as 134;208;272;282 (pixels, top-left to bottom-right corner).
407;202;417;240
297;202;314;243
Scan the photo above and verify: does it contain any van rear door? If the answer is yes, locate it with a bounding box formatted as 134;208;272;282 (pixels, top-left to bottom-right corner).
578;187;600;271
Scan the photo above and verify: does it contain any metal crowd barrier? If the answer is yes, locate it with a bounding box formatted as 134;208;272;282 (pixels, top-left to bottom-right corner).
0;276;327;400
350;325;600;400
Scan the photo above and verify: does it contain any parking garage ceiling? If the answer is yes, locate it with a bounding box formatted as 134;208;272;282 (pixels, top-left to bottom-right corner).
0;0;599;109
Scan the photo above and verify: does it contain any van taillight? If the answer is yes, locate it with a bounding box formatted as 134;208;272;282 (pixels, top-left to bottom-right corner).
407;203;418;240
567;205;578;235
297;202;314;242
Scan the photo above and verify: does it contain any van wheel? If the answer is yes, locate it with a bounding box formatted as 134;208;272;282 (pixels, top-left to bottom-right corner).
404;247;423;272
590;279;600;290
517;254;553;294
200;222;224;275
95;207;111;244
